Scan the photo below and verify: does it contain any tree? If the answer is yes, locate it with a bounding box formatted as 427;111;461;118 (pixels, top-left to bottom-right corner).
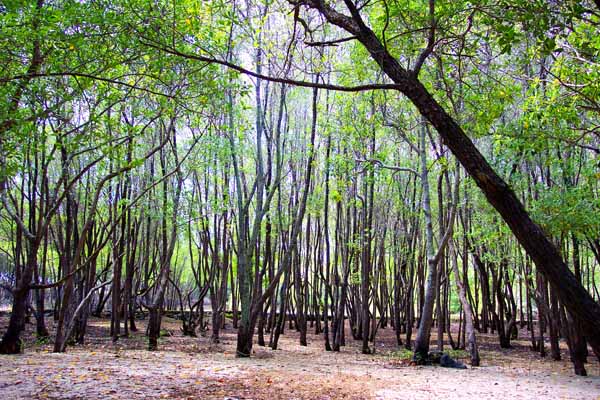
297;0;600;356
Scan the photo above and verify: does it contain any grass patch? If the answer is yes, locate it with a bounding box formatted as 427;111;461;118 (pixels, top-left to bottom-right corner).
35;335;50;345
447;349;469;359
159;329;170;337
388;348;413;360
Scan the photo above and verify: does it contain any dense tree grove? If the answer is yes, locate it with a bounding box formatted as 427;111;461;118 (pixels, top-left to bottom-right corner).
1;0;600;378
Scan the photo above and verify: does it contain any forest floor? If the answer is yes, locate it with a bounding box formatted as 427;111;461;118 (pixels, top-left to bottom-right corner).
1;314;600;399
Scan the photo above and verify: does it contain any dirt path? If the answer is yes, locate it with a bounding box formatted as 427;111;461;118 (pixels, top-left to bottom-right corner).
1;317;599;399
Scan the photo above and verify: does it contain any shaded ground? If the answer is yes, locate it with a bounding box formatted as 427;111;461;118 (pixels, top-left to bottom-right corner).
1;314;599;399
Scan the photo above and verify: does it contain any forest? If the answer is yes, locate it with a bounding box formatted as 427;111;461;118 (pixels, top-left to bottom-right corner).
1;0;600;399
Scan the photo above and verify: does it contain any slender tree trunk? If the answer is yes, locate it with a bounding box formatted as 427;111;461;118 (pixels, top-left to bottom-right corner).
413;124;437;362
450;238;479;366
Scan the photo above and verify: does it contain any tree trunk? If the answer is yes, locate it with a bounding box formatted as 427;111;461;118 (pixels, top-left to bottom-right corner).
450;239;479;366
0;249;36;354
413;124;437;362
147;306;161;351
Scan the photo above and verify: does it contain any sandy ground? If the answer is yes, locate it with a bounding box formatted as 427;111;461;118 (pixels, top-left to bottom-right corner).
1;315;599;399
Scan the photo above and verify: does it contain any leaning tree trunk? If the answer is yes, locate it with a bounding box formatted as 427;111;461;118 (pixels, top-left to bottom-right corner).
303;0;600;354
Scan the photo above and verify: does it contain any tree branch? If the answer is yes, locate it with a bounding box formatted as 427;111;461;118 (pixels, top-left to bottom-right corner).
139;39;401;92
304;36;357;46
355;158;420;177
0;73;174;98
412;0;436;76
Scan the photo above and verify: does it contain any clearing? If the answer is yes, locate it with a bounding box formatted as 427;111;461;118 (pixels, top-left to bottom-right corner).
1;315;599;399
